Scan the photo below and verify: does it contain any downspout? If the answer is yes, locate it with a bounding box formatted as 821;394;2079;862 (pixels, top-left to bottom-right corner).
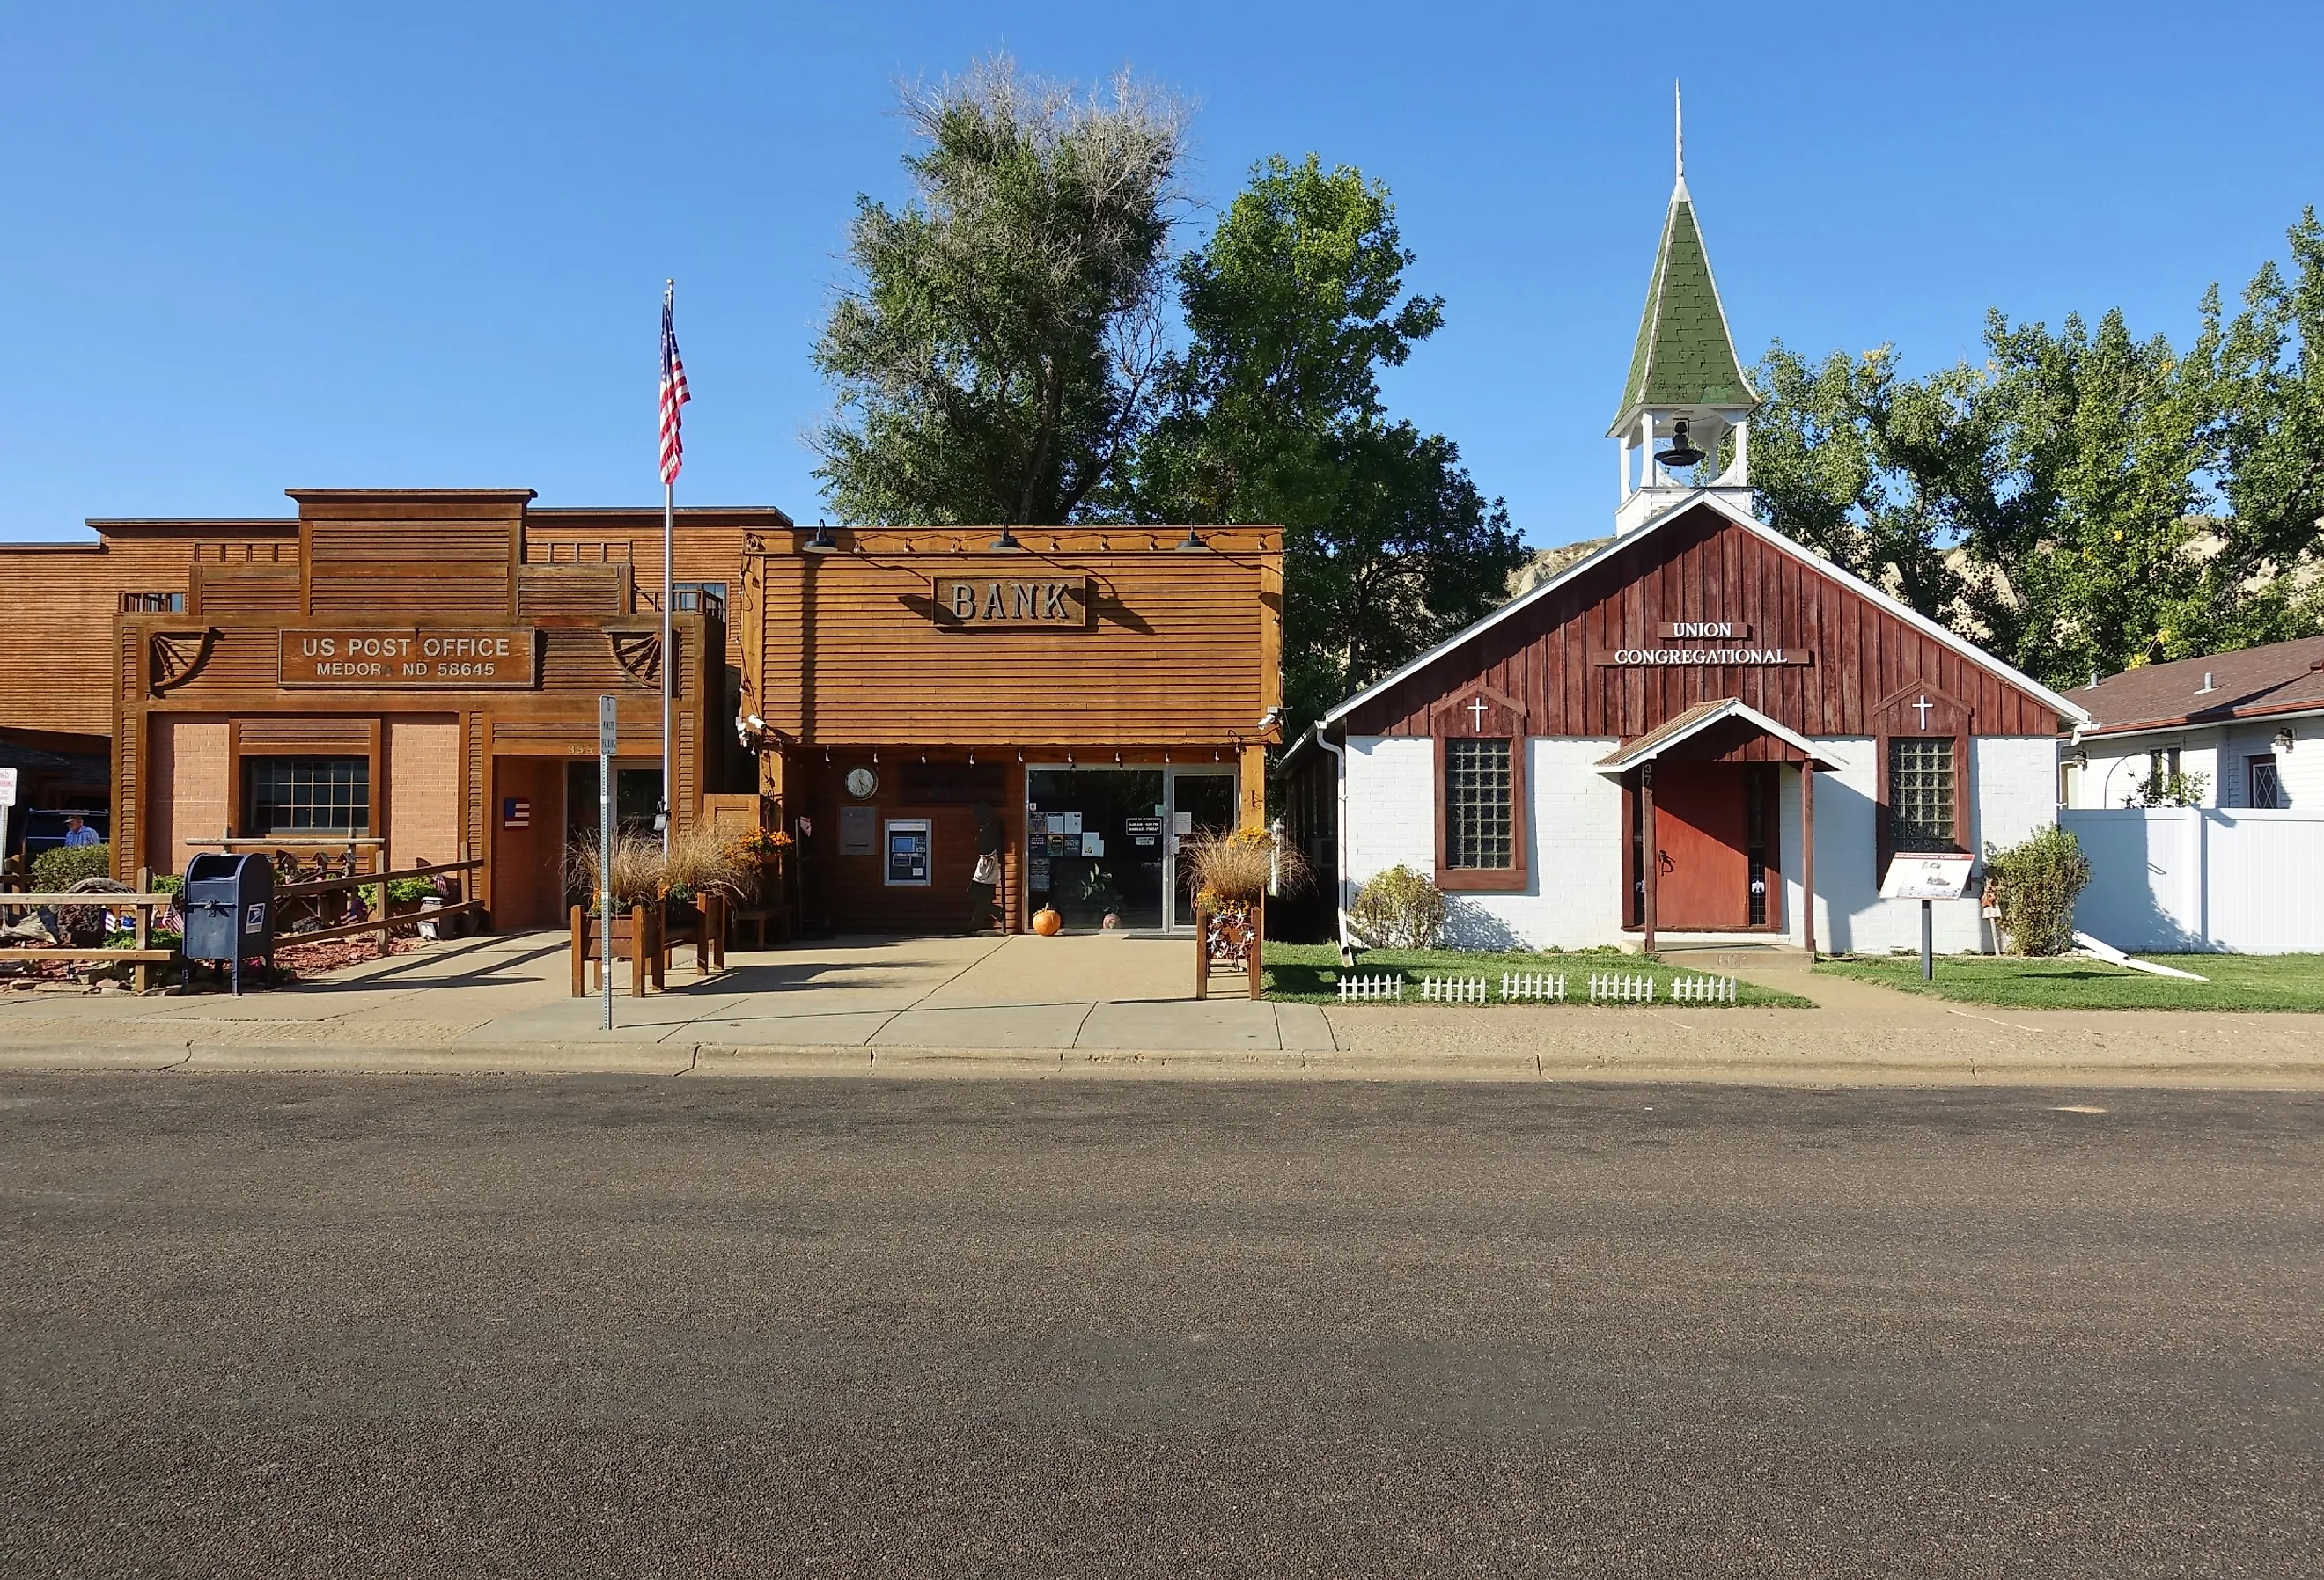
1313;724;1355;963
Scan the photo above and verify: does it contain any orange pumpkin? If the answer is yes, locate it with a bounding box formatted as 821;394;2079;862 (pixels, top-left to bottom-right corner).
1032;906;1063;937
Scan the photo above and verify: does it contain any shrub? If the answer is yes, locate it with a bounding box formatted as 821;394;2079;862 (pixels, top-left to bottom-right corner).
561;832;666;909
385;877;439;905
2129;764;2209;807
153;873;185;898
1349;864;1447;949
1183;826;1310;907
1984;825;2091;957
33;841;109;892
659;819;752;903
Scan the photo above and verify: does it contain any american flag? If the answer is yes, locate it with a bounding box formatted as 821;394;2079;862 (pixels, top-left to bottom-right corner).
658;290;690;486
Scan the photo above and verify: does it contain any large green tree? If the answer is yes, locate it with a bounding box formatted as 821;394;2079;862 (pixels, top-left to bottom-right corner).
2208;208;2324;586
1135;155;1525;727
812;57;1187;525
1753;215;2324;689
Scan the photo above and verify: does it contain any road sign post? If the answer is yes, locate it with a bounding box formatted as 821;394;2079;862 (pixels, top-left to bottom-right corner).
599;696;617;1031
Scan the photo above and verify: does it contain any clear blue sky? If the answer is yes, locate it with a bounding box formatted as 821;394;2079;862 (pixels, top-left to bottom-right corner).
4;2;2318;550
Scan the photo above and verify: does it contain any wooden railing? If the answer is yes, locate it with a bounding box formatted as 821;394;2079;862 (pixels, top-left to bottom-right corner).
0;866;177;994
270;857;485;951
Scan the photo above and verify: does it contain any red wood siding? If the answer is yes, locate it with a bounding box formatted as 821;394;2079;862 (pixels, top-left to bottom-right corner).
1343;505;2061;739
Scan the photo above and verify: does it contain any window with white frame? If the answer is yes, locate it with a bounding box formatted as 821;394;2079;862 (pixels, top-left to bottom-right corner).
2250;753;2284;809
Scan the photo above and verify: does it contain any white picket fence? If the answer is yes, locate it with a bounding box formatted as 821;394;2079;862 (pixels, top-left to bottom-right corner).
2063;807;2324;953
1500;971;1569;1003
1419;975;1489;1003
1589;972;1657;1003
1668;973;1739;1003
1337;974;1405;1003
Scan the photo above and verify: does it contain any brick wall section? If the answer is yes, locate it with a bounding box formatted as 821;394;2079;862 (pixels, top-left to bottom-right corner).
386;717;462;871
147;716;229;878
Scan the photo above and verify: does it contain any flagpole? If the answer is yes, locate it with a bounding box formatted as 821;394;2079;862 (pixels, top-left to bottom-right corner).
660;279;675;860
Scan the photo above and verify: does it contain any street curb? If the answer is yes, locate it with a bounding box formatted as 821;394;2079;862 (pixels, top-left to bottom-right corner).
1;1040;2321;1088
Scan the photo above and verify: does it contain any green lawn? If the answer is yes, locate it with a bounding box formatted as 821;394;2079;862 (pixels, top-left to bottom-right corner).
1264;943;1814;1008
1815;952;2324;1012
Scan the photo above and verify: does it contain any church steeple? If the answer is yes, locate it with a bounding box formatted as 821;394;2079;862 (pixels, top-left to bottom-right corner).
1609;85;1760;534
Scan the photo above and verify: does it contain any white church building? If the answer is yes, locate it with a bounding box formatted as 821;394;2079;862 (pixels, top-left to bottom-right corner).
1283;133;2086;955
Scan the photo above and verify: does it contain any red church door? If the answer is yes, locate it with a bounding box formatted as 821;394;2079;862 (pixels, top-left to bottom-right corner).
1652;765;1752;930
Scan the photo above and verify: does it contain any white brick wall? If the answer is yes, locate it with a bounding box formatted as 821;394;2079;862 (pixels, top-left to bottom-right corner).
1342;736;1434;913
1340;731;2060;955
1439;739;1623;950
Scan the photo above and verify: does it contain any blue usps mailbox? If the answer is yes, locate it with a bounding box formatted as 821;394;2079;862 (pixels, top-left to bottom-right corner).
182;852;276;996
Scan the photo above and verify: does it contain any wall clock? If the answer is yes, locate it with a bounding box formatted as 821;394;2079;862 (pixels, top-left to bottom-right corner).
845;767;878;799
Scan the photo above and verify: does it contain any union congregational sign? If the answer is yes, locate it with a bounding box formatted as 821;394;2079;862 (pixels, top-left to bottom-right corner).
279;628;539;687
1593;643;1810;667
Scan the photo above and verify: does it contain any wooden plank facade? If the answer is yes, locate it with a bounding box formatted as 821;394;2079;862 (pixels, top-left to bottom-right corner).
739;525;1283;935
1342;503;2060;741
88;489;785;929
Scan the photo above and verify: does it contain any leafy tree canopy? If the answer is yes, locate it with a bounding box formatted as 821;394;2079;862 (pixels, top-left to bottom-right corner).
813;56;1187;525
1136;156;1524;728
1754;209;2324;688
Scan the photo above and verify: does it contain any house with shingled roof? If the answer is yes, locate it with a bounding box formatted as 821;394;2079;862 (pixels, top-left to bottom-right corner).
2063;635;2324;810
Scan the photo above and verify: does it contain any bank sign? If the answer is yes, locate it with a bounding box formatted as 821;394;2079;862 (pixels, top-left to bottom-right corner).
279;628;539;688
929;577;1091;628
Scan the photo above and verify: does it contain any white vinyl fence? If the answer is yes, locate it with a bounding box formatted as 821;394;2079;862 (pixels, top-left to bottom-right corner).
2063;807;2324;954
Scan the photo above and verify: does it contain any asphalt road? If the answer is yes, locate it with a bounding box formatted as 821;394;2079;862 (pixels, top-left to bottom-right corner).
2;1075;2318;1577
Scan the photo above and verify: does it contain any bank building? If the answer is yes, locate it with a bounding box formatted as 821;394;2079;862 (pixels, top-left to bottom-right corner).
1283;139;2087;955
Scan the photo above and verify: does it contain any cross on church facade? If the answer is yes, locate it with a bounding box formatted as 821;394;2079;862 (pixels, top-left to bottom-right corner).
1912;694;1934;729
1467;696;1490;732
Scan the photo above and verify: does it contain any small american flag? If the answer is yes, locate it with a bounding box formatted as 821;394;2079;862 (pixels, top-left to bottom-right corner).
658;290;690;486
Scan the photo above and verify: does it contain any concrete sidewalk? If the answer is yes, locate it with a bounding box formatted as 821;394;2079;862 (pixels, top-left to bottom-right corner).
2;930;2320;1087
0;931;1336;1057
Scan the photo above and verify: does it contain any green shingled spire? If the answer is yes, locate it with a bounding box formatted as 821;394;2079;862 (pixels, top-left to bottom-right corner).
1606;112;1759;436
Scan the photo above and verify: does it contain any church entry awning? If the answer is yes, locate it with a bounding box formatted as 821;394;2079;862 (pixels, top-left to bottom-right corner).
1594;699;1847;776
1599;698;1842;956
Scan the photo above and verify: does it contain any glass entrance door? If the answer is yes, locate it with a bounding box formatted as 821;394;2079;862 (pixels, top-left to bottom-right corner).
1164;771;1239;931
1024;768;1166;931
